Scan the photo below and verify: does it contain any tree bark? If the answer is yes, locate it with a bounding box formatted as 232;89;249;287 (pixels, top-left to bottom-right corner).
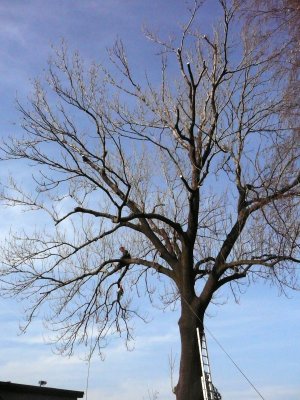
175;300;204;400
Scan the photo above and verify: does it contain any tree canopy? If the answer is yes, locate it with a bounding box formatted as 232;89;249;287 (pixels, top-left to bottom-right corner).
0;1;299;399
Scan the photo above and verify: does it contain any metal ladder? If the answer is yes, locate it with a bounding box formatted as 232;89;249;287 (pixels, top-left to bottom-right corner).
197;328;217;400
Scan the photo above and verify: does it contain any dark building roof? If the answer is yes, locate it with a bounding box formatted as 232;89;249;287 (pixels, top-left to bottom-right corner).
0;381;84;399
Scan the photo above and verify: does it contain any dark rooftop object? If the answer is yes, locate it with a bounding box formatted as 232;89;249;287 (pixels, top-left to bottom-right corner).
0;381;84;400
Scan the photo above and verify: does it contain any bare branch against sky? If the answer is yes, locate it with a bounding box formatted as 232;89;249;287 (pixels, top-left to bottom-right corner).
0;1;299;399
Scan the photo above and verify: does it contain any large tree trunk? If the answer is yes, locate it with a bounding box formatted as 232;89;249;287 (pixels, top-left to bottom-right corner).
175;300;204;400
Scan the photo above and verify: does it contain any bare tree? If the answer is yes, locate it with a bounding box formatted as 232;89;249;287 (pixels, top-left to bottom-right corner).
0;1;299;399
237;0;300;127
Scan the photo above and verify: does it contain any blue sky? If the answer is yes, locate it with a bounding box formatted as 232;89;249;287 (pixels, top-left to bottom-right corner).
0;1;299;400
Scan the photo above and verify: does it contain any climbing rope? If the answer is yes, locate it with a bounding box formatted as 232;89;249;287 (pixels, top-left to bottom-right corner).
181;295;266;400
83;291;266;400
85;317;95;400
